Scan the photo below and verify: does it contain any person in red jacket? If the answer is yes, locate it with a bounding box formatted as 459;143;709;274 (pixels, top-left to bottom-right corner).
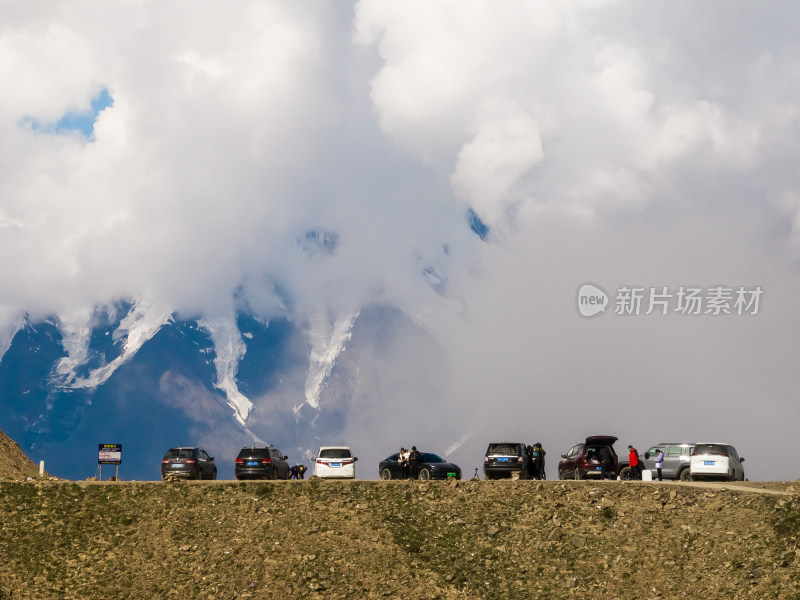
627;445;642;480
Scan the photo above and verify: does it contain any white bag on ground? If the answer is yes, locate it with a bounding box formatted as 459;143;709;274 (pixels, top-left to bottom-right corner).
642;469;653;481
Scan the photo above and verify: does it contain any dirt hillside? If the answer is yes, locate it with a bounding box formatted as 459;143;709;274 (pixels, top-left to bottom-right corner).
0;477;799;600
0;428;42;481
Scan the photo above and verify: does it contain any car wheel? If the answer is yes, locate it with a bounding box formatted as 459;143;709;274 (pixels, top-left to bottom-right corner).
678;468;690;482
618;466;631;481
270;468;278;480
557;470;564;480
195;470;203;481
418;468;431;481
212;469;217;480
380;468;392;480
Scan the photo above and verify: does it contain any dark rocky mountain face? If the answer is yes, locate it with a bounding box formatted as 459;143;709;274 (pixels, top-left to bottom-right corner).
0;303;449;482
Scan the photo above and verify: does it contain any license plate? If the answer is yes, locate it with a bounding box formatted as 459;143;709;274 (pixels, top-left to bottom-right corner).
498;457;509;462
447;473;456;477
595;466;601;470
704;461;715;466
247;461;259;466
330;463;342;467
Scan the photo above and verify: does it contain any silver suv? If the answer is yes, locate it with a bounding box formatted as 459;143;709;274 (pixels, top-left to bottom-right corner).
643;443;695;481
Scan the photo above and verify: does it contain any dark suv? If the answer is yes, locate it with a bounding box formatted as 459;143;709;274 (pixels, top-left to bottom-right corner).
235;446;291;480
557;435;619;480
161;447;217;480
483;442;525;480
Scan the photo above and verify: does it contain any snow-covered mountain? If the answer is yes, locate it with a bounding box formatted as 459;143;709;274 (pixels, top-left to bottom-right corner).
0;300;453;481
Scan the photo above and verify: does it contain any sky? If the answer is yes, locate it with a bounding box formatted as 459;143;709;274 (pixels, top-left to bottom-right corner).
1;1;800;480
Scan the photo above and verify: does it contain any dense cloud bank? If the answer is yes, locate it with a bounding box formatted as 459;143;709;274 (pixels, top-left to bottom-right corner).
1;2;799;479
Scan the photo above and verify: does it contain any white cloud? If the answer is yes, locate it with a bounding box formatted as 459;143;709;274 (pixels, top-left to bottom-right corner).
2;1;800;479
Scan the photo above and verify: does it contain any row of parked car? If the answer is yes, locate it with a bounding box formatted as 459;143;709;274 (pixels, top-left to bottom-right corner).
484;436;746;482
160;445;358;481
160;436;746;483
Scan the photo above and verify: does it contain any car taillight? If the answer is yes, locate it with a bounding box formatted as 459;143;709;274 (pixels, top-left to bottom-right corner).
235;458;243;464
262;458;272;464
517;457;523;464
483;457;488;463
185;459;196;464
161;459;169;464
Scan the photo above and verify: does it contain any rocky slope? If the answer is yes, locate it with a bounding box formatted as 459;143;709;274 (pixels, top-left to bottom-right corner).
0;478;798;600
0;429;43;481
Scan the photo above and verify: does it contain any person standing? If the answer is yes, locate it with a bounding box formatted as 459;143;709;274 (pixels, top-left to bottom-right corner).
408;446;421;479
654;449;664;481
627;445;642;480
520;445;532;480
532;443;547;480
399;448;409;479
597;445;613;480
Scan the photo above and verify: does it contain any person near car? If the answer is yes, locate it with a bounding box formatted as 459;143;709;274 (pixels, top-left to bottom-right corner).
399;448;410;479
597;445;613;480
654;449;664;481
532;443;546;480
519;445;532;479
408;446;421;479
627;445;642;480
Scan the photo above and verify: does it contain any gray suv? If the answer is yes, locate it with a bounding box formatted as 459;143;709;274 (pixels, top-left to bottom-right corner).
620;442;694;481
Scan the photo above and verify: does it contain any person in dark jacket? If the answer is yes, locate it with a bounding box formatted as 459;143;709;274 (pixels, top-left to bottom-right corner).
408;446;421;479
597;445;614;480
290;464;307;479
531;443;546;480
520;445;533;480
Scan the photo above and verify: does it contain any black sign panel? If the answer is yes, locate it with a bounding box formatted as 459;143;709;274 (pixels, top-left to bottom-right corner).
98;444;122;465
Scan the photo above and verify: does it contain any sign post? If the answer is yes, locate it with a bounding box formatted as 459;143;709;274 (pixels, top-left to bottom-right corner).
97;444;122;481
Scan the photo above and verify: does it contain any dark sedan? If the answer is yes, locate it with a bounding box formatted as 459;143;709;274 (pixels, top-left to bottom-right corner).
379;452;461;480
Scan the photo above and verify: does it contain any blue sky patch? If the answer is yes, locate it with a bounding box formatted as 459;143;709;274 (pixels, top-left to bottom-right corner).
20;88;114;139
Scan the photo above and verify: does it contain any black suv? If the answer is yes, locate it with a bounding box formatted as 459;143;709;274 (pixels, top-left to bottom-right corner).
161;447;217;480
483;442;525;480
235;446;291;480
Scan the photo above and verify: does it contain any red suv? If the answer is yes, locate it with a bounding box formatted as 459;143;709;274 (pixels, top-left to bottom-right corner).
557;435;619;480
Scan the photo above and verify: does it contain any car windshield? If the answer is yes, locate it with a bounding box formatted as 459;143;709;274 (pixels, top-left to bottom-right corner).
319;448;351;459
487;444;520;455
165;448;194;459
694;444;728;455
238;448;268;458
420;453;445;463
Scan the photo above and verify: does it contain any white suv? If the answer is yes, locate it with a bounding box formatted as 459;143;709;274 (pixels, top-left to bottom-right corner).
690;443;745;481
313;446;358;479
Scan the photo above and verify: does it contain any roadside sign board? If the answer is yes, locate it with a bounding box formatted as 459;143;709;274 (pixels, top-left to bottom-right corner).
98;444;122;465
